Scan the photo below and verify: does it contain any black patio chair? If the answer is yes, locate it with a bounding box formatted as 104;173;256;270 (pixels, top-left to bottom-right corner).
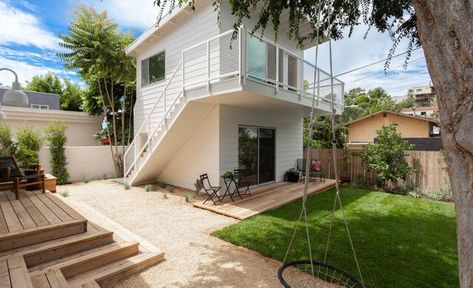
233;169;251;197
200;173;222;205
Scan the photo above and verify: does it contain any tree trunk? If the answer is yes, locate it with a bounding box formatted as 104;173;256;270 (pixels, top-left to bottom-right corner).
412;1;473;287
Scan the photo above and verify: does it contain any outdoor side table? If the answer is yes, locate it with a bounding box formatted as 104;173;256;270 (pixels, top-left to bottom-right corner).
222;176;236;202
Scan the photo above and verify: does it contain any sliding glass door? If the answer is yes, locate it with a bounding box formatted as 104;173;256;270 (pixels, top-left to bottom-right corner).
238;127;276;185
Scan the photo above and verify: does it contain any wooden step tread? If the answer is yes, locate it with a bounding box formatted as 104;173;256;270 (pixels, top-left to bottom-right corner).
30;242;139;278
67;251;164;287
0;219;87;252
2;255;34;288
31;269;69;288
0;228;111;260
24;231;115;271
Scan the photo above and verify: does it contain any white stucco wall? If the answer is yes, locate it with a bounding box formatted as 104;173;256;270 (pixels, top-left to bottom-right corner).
219;104;303;183
158;105;220;190
2;106;101;146
39;146;119;182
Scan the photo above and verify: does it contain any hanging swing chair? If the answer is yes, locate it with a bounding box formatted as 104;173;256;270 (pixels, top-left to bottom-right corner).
277;2;365;288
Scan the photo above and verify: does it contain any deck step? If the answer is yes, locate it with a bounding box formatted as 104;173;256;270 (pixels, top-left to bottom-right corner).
0;219;88;252
31;269;69;288
67;251;164;288
30;242;139;278
22;229;114;268
2;255;34;288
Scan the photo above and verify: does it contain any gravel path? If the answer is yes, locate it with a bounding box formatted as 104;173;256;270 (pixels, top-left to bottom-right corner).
60;180;284;288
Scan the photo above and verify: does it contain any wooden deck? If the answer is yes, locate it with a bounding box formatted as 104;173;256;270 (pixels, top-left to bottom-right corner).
193;180;337;220
0;190;164;288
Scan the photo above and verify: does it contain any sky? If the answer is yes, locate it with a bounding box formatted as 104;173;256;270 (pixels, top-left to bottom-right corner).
0;0;431;97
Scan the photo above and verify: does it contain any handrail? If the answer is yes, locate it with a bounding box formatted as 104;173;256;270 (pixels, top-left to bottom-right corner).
124;60;183;178
131;59;183;139
124;88;184;178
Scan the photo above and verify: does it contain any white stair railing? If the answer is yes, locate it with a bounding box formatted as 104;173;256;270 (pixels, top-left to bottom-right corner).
123;60;184;181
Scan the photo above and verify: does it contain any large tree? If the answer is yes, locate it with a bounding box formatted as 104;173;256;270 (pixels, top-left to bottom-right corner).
155;0;472;285
58;5;136;176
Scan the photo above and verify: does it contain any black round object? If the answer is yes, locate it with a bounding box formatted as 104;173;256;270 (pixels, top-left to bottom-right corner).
278;260;364;288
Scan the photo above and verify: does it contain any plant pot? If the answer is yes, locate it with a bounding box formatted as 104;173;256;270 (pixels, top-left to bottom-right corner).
286;171;300;182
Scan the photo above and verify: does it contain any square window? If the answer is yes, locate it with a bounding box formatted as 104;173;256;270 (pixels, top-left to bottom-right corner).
141;51;165;86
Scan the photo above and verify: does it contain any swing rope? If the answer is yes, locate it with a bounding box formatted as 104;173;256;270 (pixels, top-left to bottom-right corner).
323;14;365;287
280;0;365;287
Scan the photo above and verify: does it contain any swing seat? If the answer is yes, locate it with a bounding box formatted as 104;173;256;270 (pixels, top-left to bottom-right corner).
278;260;364;288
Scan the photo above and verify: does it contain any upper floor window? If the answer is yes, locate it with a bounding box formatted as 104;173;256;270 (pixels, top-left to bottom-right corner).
141;51;165;87
31;104;49;110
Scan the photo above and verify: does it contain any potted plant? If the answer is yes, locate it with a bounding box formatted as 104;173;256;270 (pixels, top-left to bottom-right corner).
286;168;299;182
222;171;234;179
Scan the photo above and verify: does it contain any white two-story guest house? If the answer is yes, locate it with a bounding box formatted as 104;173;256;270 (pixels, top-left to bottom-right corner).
124;0;344;189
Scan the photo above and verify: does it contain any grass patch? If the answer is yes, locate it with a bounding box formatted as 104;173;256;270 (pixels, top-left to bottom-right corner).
212;187;458;288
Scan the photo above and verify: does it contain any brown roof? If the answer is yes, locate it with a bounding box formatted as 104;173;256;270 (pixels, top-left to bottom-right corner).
346;110;439;126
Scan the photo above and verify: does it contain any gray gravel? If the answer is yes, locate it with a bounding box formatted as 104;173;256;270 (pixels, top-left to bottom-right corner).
60;180;284;288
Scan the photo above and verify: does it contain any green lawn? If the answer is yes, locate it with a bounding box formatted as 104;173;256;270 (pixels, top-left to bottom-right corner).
212;187;458;288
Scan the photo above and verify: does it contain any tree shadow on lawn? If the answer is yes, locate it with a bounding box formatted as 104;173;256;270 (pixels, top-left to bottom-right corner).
213;188;459;288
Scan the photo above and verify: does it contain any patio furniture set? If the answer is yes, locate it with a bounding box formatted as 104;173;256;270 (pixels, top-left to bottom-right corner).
200;169;252;205
296;158;326;183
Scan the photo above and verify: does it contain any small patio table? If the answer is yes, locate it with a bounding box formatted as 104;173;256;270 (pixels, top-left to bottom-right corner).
221;176;243;202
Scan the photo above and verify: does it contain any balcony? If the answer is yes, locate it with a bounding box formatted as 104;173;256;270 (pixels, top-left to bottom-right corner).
182;27;344;114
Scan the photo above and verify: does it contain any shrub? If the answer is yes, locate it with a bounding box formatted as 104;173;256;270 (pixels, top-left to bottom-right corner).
166;185;175;193
359;124;414;190
194;178;203;194
44;120;69;184
0;123;14;156
145;184;157;192
16;124;43;167
185;193;195;203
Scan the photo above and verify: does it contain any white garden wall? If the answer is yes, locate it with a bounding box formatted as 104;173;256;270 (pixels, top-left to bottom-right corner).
3;106;101;146
39;146;121;182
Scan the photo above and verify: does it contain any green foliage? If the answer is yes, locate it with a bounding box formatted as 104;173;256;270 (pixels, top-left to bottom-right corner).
185;193;195;203
25;72;63;95
61;79;85;111
213;187;458;288
58;5;137;176
44;121;69;184
0;123;14;157
59;190;70;197
24;73;85;111
222;171;233;178
359;124;414;189
145;184;157;192
15;125;43;167
194;178;203;193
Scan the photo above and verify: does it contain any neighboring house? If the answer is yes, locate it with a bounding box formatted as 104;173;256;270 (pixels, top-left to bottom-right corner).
412;85;435;107
347;110;441;151
124;0;344;189
401;105;438;118
0;88;60;110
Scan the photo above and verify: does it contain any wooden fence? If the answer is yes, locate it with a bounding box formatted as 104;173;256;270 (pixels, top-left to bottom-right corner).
303;149;451;192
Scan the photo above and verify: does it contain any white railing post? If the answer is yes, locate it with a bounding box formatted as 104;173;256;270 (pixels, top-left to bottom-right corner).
275;47;279;93
207;40;210;92
238;26;242;85
182;51;185;97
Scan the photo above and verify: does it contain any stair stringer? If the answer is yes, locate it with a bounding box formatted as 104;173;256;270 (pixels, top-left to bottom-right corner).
129;100;218;186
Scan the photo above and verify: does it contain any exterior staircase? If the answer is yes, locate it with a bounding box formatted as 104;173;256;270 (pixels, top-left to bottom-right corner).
124;59;187;186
